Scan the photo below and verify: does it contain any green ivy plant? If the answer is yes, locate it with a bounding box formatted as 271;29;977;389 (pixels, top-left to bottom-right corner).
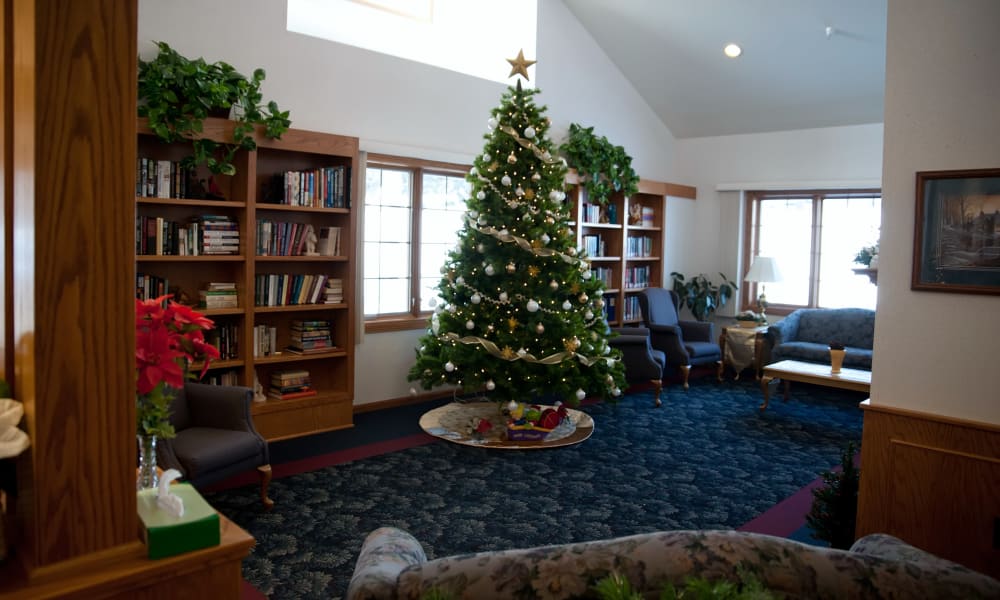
559;123;639;205
670;272;738;322
138;41;291;175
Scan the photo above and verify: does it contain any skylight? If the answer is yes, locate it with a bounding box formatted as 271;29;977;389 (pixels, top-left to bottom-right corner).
287;0;538;85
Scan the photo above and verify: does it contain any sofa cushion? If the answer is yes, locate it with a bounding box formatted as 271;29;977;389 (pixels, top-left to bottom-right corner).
795;308;875;349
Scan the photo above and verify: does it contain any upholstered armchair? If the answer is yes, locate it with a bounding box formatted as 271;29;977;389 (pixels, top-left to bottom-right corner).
158;382;273;509
608;327;665;407
638;288;722;389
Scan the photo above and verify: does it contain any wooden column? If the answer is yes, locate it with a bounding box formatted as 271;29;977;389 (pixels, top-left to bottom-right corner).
6;0;139;574
0;2;252;596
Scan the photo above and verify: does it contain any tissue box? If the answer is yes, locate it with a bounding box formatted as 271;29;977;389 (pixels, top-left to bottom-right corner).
137;483;220;559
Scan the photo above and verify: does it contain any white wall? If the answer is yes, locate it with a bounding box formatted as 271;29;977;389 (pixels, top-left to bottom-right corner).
871;0;1000;424
672;124;883;315
138;0;679;405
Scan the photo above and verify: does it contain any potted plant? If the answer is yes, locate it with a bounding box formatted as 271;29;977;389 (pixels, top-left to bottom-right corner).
853;244;879;268
807;441;860;550
735;310;763;328
138;41;292;175
559;123;639;205
670;272;738;322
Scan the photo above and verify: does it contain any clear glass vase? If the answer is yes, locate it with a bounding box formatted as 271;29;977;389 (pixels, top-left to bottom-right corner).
136;434;159;490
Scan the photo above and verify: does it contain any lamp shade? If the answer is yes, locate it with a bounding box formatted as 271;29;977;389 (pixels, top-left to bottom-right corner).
744;256;782;283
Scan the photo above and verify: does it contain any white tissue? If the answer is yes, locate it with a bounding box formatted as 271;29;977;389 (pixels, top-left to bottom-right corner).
156;468;184;517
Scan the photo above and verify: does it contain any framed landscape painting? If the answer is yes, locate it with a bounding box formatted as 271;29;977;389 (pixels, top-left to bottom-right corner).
912;168;1000;294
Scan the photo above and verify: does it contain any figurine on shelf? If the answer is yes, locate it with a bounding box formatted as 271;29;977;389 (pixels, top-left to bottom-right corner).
629;202;643;225
303;224;319;256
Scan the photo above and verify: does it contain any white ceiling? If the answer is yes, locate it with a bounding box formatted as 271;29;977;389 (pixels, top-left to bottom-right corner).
563;0;887;139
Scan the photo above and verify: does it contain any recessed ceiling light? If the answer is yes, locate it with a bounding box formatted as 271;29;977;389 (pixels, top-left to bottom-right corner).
723;43;742;58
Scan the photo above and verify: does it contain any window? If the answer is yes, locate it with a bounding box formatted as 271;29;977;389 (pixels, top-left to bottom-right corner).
364;155;470;331
743;190;881;313
287;0;537;85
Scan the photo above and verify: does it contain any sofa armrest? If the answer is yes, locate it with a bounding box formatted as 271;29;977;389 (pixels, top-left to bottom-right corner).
185;382;254;431
347;527;428;600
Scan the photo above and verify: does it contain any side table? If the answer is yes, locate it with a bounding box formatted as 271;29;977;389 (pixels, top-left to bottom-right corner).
717;325;769;380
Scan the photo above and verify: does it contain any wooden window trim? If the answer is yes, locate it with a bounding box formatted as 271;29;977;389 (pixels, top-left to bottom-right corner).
364;154;470;331
742;188;881;315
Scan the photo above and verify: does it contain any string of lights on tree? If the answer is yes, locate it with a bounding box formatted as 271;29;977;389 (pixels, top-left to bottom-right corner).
407;51;626;404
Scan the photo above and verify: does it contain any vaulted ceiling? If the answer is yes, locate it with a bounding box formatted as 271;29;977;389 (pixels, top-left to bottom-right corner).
563;0;887;139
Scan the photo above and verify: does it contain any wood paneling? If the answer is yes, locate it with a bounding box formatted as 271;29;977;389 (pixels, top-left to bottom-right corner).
1;1;253;596
857;401;1000;578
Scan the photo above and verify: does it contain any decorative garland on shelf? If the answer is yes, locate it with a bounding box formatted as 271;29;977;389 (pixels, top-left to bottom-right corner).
558;123;639;205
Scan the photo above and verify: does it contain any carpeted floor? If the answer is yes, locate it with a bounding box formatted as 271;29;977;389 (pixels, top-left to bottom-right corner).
206;377;865;599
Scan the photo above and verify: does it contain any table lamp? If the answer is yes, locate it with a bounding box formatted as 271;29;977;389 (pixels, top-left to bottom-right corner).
744;256;782;324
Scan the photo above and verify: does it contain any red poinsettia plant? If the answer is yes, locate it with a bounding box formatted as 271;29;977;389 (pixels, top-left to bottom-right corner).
135;295;220;438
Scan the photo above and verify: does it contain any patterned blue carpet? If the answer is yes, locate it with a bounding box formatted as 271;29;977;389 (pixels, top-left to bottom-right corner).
204;377;865;599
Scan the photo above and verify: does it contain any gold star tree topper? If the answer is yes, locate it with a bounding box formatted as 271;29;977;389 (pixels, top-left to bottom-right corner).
507;49;536;81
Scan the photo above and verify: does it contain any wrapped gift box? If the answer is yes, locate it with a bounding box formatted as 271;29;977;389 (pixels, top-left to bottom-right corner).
137;482;220;559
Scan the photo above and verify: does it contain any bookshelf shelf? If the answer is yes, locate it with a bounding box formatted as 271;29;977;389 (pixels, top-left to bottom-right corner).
137;197;247;208
254;303;347;313
255;204;350;214
136;116;357;441
252;349;347;364
255;255;347;262
191;358;245;371
136;255;246;262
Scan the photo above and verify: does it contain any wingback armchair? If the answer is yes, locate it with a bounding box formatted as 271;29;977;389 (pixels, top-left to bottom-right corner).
608;327;665;407
158;382;273;509
638;288;722;389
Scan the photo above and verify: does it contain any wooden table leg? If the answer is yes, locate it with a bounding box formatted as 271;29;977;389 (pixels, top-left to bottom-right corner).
759;375;774;410
783;380;791;401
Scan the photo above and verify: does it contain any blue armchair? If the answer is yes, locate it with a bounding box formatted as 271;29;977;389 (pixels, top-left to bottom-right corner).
609;327;665;407
638;288;722;389
765;308;875;370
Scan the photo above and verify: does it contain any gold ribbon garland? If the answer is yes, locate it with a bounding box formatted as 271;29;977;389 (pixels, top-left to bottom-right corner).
442;332;617;367
466;215;586;268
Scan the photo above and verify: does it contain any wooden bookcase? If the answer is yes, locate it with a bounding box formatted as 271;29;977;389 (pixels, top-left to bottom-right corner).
135;118;357;441
568;177;670;326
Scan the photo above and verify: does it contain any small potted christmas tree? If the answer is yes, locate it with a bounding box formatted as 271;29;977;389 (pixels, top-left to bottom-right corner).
807;442;860;549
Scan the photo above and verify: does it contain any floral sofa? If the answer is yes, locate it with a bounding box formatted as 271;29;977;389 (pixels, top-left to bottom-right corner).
346;527;1000;599
765;307;875;370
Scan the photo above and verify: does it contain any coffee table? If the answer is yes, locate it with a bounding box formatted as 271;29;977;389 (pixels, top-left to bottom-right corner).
759;359;871;410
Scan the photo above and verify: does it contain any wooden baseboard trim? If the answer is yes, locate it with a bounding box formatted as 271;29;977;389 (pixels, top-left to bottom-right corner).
353;389;459;414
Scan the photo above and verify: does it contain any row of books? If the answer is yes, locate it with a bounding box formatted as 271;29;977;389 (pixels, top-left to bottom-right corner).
603;295;618;322
622;295;641;321
255;222;343;257
136;273;169;301
205;322;239;360
253;325;279;358
268;369;317;400
625;236;654;258
262;166;351;208
582;234;607;257
136;157;197;199
201;370;241;387
624;265;651;289
254;273;339;307
136;215;240;256
286;320;334;355
199;282;238;309
593;267;615;288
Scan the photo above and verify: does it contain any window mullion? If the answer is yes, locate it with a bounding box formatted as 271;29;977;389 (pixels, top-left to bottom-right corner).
411;168;423;318
809;194;823;307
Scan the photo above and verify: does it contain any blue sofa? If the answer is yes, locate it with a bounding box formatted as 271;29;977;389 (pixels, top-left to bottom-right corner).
765;307;875;370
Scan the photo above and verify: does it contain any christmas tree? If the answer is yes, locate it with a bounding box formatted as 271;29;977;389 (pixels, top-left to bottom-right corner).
407;53;625;405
